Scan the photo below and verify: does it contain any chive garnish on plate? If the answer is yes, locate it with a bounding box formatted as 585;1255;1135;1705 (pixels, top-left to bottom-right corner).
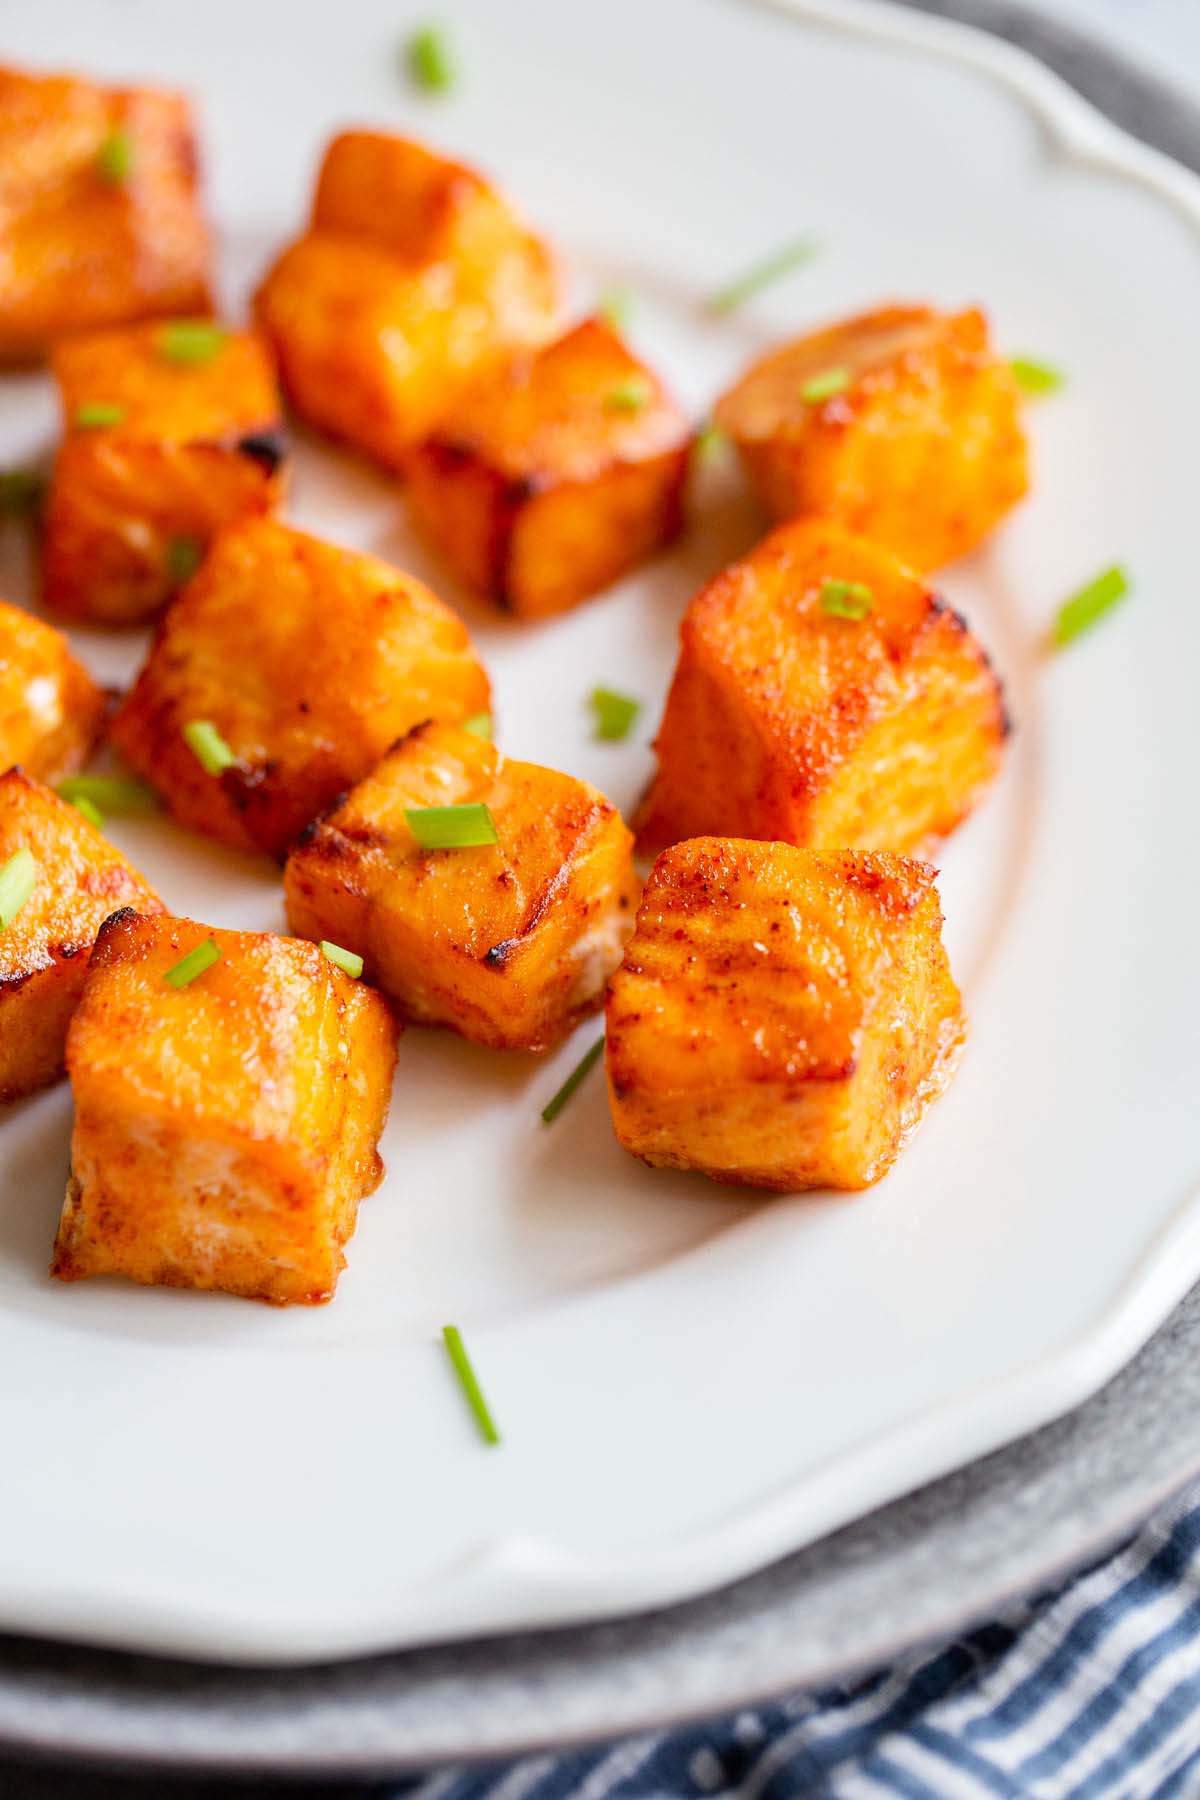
598;289;632;331
320;940;363;979
1010;356;1064;396
57;775;158;815
405;803;498;849
590;687;641;742
95;128;134;184
157;321;227;366
407;25;456;94
70;795;105;830
819;579;874;620
163;938;221;989
75;403;124;430
802;367;852;405
182;719;236;776
462;712;493;739
1052;564;1130;648
0;849;36;932
442;1325;500;1445
541;1036;604;1124
706;236;819;315
693;419;726;461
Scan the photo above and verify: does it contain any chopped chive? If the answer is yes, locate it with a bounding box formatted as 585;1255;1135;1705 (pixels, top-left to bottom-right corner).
163;937;220;989
693;418;727;461
706;236;819;315
320;939;363;979
75;402;124;430
166;535;203;584
1052;564;1130;648
0;469;43;517
404;803;498;849
70;794;105;830
598;289;632;331
441;1325;500;1445
819;578;874;621
407;25;456;93
0;848;36;932
590;686;641;742
95;127;134;184
156;321;226;366
183;719;236;776
802;366;852;404
462;712;493;739
541;1036;604;1124
57;774;158;815
605;376;652;414
1010;356;1064;396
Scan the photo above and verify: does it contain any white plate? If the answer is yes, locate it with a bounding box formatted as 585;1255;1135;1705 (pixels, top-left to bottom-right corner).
1;0;1198;1666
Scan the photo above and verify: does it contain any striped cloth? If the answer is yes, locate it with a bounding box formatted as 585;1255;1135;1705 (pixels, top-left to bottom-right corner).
383;1488;1200;1800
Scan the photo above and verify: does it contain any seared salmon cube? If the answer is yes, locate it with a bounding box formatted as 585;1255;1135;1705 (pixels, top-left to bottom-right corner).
406;317;691;618
0;596;106;782
109;517;490;859
255;131;559;469
0;65;211;364
0;769;162;1103
283;720;638;1051
635;518;1007;857
714;304;1028;570
50;909;398;1304
607;839;964;1191
42;321;286;625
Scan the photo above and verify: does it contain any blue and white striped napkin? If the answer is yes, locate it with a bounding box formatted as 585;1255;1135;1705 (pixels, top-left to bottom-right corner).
387;1488;1200;1800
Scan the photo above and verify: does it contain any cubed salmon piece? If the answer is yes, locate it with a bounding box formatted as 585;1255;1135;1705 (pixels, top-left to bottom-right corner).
0;596;106;781
714;304;1028;570
283;720;638;1051
50;909;399;1304
635;518;1008;857
0;65;211;363
607;839;964;1190
255;131;559;468
0;769;162;1103
407;317;691;618
42;320;286;624
109;517;491;860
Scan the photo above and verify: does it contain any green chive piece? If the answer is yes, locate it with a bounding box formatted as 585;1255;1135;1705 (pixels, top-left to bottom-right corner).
706;236;820;315
75;402;125;430
802;366;852;404
0;848;36;932
1010;356;1064;396
320;940;363;979
95;128;134;184
183;719;236;776
541;1036;604;1124
598;289;632;331
408;25;456;93
156;321;227;366
70;794;105;830
462;712;493;739
605;376;652;414
57;775;158;815
163;937;221;989
819;578;874;621
590;686;641;742
693;419;726;461
1052;564;1130;648
441;1325;500;1445
0;469;43;517
166;535;203;584
404;803;498;849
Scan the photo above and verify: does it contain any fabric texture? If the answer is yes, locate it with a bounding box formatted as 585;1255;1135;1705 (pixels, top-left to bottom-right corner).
378;1489;1200;1800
